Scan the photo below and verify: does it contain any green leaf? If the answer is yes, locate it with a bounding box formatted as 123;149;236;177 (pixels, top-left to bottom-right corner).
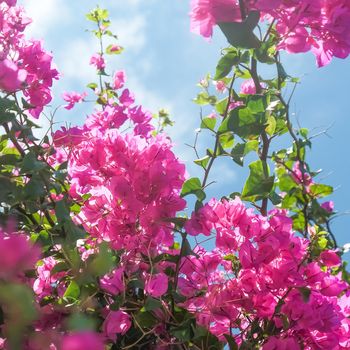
231;140;259;166
86;7;109;23
200;117;216;131
309;184;333;198
21;152;47;173
215;97;229;115
182;237;197;257
225;101;267;139
135;311;157;328
298;287;311;303
218;11;261;49
194;155;210;169
181;177;206;201
51;261;69;275
292;212;306;232
63;280;80;300
265;115;276;136
0;154;20;167
142;297;162;312
56;200;70;224
219;132;234;149
246;94;266;114
87;82;98;90
63;221;86;243
105;44;123;55
88;243;114;276
277;61;288;82
214;49;240;80
0;111;16;124
170;319;194;341
24;177;45;199
193;92;217;106
242;160;274;201
67;313;97;331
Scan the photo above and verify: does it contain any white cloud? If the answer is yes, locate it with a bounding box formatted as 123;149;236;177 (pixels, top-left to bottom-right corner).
56;37;97;86
109;0;155;10
21;0;71;38
110;14;147;53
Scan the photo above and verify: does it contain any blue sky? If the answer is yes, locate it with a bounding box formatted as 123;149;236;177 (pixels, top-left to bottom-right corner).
22;0;350;249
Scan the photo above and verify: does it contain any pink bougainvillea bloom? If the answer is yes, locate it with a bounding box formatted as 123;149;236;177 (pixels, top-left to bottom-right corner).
61;332;104;350
282;27;312;54
108;44;123;54
103;311;131;340
240;78;266;95
321;201;334;213
190;0;242;39
0;227;40;279
53;126;85;147
112;70;126;90
3;0;17;6
214;80;226;93
62;91;87;110
100;267;125;295
320;250;341;267
89;53;105;70
145;273;168;297
0;59;27;92
262;336;300;350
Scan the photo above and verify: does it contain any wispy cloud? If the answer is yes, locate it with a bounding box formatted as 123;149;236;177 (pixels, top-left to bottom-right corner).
21;0;71;39
110;14;147;54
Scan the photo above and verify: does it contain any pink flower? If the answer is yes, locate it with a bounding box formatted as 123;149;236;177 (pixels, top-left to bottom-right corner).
100;267;125;295
103;311;131;340
108;44;123;54
0;227;40;279
281;27;312;54
90;53;105;70
214;80;226;93
240;78;265;95
190;0;242;39
321;201;334;213
62;332;104;350
320;250;341;267
0;59;27;92
3;0;17;6
112;70;126;90
53;126;85;147
62;91;87;110
262;336;300;350
145;272;168;297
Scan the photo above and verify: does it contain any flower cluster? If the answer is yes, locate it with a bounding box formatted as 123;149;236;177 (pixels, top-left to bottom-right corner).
190;0;350;66
0;0;349;349
182;197;350;348
54;71;186;256
0;224;39;280
0;0;59;116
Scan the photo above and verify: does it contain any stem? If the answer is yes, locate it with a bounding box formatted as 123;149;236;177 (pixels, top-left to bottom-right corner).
202;76;236;188
239;0;247;20
250;57;270;216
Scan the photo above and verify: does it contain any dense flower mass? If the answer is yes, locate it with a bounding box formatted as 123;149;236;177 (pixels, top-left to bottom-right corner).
0;1;59;115
0;0;349;349
0;225;40;280
190;0;350;66
182;197;350;348
54;72;187;255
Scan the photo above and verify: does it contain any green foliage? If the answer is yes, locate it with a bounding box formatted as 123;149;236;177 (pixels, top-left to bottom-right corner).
242;160;274;201
215;48;240;80
231;140;259;166
181;177;206;201
218;11;261;49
